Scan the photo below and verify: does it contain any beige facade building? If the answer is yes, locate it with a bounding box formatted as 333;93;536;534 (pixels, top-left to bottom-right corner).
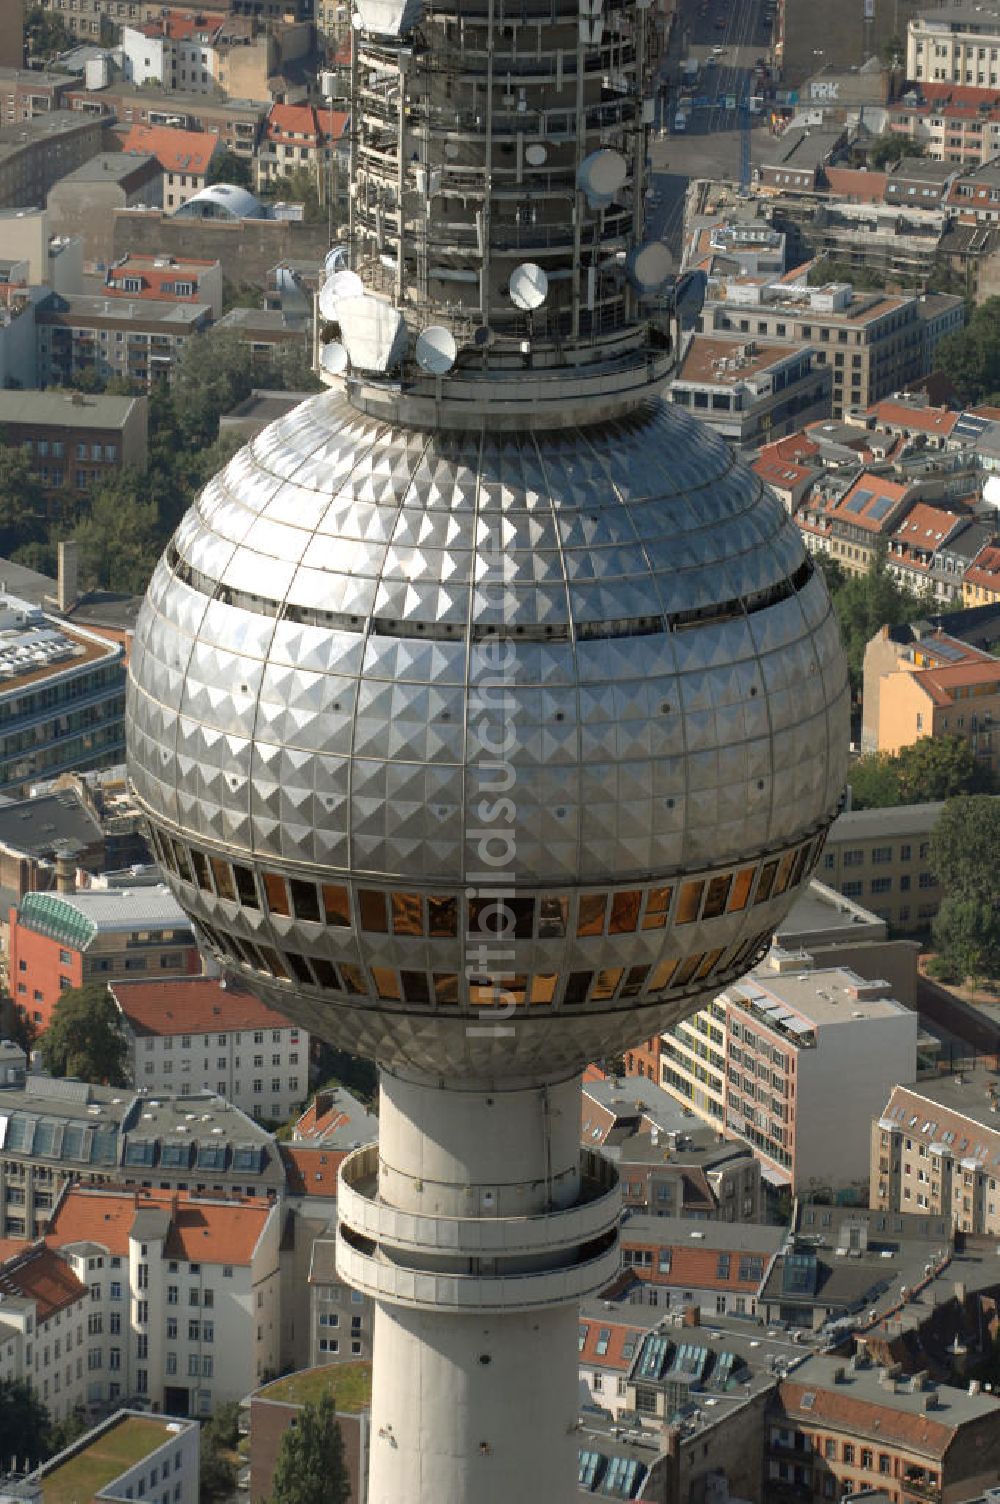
821;801;944;935
659;949;918;1192
700;278;924;420
908;3;1000;87
873;1070;1000;1237
0;113;105;210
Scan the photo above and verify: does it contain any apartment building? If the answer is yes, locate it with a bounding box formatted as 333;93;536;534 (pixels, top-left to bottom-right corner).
0;390;148;513
618;1216;785;1322
112;976;308;1124
305;1239;373;1370
0;113;105;210
46;1184;281;1415
248;1366;370;1504
47;153;163;264
869;633;1000;778
962;541;1000;604
770;1351;1000;1503
8;885;200;1032
36;293;212;390
0;1076;284;1241
872;1069;1000;1236
32;1412;200;1504
660;950;918;1192
821;802;944;934
908;3;1000;87
577;1305;651;1419
0;67;76;121
100;253;223;320
0;593;126;797
122;13;223;95
797;471;915;578
700;278;924;419
885;503;977;605
120;124;223;213
946;158;1000;223
888;83;1000;167
254;102;350;197
64;83;264;160
666;334;831;450
0;1240;90;1425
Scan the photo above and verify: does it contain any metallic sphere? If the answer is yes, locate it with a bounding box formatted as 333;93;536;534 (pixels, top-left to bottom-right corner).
126;389;849;1077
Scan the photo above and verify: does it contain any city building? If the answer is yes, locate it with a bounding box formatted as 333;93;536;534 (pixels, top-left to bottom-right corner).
659;951;918;1193
700;278;925;419
46;1183;281;1414
97;253;223;321
36;293;212;390
111;976;308;1123
122;0;851;1493
30;1412;199;1504
254;102;349;200
0;593;126;799
582;1073;765;1222
917;291;968;366
304;1239;373;1370
796;471;916;577
0;1077;284;1241
0;67;76;121
821;802;944;935
8;884;200;1033
774;878;920;1008
865;632;1000;778
46;154;163;265
246;1365;371;1504
757;1204;953;1333
63;81;264;162
0;113;106;211
287;1085;379;1150
885;503;977;604
872;1069;1000;1236
908;3;1000;88
888;83;1000;167
666;333;831;450
577;1303;651;1418
120;124;224;213
0;1239;90;1425
214;306;310;360
0;390;148;514
121;13;224;95
770;1349;1000;1502
962;541;1000;605
617;1216;786;1321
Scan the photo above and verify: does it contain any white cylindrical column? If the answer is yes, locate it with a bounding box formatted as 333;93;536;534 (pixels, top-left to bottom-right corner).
337;1068;621;1504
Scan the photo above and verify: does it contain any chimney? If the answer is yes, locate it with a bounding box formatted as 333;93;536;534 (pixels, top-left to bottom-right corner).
682;1304;699;1328
54;845;75;896
57;541;79;614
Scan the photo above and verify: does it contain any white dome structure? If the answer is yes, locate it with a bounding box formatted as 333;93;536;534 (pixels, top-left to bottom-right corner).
172;183;266;220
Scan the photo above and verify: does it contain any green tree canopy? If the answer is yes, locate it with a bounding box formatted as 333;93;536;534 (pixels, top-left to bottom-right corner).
0;443;49;558
850;737;994;810
37;982;129;1087
930;794;1000;905
930;893;1000;992
271;1393;350;1504
815;549;926;697
0;1379;51;1467
936;297;1000;406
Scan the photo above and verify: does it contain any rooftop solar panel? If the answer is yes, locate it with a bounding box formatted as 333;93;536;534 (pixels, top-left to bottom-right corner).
845;488;873;513
867;494;896;521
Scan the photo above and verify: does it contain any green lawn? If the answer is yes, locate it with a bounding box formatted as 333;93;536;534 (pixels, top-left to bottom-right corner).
43;1418;172;1504
259;1362;372;1415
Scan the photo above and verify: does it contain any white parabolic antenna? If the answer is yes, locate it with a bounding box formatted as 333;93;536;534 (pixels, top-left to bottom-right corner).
525;143;547;166
323;245;350;277
318;269;364;321
337;295;409;373
320;341;349;376
414;325;457;375
577;148;627;206
628;241;674;293
509;262;548;311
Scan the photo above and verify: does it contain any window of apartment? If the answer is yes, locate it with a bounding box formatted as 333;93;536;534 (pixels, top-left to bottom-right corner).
871;846;892;864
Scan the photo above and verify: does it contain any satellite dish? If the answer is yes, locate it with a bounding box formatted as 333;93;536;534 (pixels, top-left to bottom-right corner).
577;148;628;208
414;325;457;375
674;269;708;327
627;241;674;293
509;262;548;311
337;295;409;373
320;341;349;376
525;143;548;166
323;245;349;277
318;269;364;321
472;325;494;348
444;141;460;159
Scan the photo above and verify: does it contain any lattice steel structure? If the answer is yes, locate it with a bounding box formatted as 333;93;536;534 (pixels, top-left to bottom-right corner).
126;0;849;1497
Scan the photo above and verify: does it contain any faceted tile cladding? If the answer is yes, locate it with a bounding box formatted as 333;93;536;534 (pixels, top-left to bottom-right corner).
126;389;849;1076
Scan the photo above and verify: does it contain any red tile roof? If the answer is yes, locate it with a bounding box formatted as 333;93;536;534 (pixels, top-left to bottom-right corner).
578;1316;646;1372
891;503;965;549
121;123;220;176
868;400;958;437
821;167;888;204
0;1242;87;1322
964;543;1000;590
820;472;911;533
618;1234;771;1292
279;1144;343;1198
779;1378;956;1453
752;456;814;490
111;976;297;1038
47;1187;271;1266
264;104;348;148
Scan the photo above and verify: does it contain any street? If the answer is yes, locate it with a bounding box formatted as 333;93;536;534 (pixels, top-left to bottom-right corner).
647;0;776;256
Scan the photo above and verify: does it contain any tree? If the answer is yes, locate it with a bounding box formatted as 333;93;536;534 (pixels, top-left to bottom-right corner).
931;893;1000;996
25;6;73;59
848;751;902;810
930;795;1000;906
263;167;323;223
271;1394;350;1504
0;444;48;558
936;297;1000;406
199;1403;240;1504
820;547;926;697
37;982;129;1086
895;734;994;804
807;257;885;292
207;150;253;190
0;1379;51;1468
71;475;160;595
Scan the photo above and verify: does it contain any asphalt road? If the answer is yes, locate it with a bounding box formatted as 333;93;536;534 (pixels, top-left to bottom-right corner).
646;0;776;258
